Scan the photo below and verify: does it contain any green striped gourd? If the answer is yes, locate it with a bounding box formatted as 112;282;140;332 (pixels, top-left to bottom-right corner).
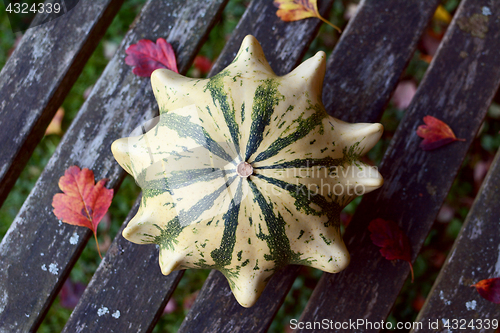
111;35;383;307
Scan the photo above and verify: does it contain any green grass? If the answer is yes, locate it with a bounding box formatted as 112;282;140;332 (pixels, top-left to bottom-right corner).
1;0;499;332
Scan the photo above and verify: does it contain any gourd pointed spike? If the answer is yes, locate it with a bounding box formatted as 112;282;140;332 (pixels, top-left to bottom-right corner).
226;269;270;308
159;250;184;276
349;163;384;194
122;207;155;244
338;122;384;155
233;35;274;75
304;232;350;273
111;138;132;175
327;121;384;199
357;123;384;153
123;196;178;245
286;51;327;97
151;69;194;113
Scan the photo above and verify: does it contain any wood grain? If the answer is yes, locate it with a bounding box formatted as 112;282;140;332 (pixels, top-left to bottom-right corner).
298;0;500;331
412;150;500;332
0;0;124;208
323;0;440;123
62;196;184;333
0;1;227;331
178;0;440;332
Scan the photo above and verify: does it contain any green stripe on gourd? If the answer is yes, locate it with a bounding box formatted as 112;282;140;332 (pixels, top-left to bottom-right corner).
111;35;384;308
244;78;284;161
210;182;243;267
252;102;325;163
160;111;234;163
205;70;242;159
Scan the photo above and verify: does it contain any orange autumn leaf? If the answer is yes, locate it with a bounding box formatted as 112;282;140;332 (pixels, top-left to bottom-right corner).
52;166;113;258
471;278;500;304
369;218;414;282
417;115;465;150
273;0;341;33
45;107;65;136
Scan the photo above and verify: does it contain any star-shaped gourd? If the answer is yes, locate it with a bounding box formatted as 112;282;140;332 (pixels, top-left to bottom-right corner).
111;35;383;307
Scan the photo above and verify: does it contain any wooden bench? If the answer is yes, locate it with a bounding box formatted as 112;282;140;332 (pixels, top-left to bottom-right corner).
1;0;499;332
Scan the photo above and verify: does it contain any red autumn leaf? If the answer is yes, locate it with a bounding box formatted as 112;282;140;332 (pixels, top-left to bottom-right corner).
273;0;341;33
125;38;179;77
52;166;113;258
417;115;465;150
193;55;212;74
368;218;414;282
471;278;500;304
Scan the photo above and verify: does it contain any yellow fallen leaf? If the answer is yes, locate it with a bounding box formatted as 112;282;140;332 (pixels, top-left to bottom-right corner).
45;107;65;136
274;0;341;33
433;5;451;24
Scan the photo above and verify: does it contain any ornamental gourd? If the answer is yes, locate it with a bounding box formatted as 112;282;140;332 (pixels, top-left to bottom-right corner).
111;35;383;307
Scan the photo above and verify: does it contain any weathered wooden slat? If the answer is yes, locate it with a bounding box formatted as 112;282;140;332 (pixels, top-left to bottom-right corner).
182;268;301;333
412;151;500;332
0;0;228;331
298;1;500;331
62;196;184;332
178;0;440;332
323;0;440;123
0;0;124;209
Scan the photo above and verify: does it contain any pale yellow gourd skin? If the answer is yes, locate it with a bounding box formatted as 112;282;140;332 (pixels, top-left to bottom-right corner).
111;35;383;307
